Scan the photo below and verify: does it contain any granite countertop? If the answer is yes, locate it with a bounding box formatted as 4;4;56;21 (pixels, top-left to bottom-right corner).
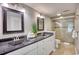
0;32;53;55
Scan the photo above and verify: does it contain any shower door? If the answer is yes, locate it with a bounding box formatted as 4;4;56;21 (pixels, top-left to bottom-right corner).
54;18;74;43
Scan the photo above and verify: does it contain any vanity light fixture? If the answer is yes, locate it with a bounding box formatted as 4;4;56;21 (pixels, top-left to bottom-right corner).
2;3;9;7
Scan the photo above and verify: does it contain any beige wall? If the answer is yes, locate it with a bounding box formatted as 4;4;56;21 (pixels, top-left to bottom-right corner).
44;17;52;31
74;4;79;54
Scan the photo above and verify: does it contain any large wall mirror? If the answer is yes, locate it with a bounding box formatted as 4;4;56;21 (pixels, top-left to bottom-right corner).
2;7;24;34
37;17;44;31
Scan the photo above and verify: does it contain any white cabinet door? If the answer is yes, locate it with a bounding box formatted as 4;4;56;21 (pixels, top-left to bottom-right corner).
50;36;56;50
43;39;51;54
37;40;45;55
7;43;37;55
37;36;56;55
43;36;55;54
37;47;44;55
24;48;38;55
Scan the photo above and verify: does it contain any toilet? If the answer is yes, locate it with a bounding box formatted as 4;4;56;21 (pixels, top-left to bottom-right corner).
56;39;61;48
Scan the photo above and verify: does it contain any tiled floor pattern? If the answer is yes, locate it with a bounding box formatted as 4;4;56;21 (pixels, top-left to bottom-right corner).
51;42;76;55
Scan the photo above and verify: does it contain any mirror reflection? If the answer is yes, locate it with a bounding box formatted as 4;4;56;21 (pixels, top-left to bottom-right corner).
2;7;24;34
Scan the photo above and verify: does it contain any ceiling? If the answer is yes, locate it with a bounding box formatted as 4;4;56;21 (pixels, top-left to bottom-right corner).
25;3;77;17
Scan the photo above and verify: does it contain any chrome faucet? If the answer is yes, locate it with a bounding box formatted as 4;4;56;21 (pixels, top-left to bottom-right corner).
14;36;19;41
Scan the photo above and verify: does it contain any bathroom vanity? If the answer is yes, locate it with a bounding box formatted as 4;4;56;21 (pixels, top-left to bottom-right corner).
0;32;56;55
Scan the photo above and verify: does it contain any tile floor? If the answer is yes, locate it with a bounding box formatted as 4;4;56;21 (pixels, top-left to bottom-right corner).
51;42;76;55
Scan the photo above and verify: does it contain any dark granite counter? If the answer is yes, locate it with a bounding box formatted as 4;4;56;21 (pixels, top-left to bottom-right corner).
0;32;53;55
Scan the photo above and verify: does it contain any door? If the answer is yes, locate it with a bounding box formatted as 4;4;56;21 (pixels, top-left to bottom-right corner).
53;18;74;43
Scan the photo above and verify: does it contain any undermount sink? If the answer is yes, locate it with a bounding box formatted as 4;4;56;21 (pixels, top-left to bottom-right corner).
8;39;24;46
37;32;50;37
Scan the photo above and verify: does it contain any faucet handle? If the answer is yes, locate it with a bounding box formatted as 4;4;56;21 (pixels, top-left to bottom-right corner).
17;36;19;40
14;37;16;41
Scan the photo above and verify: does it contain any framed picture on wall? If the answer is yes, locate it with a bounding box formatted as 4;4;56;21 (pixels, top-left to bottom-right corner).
37;17;44;31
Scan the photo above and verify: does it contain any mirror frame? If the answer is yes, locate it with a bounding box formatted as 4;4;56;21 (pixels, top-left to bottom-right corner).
37;17;44;31
2;6;24;34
